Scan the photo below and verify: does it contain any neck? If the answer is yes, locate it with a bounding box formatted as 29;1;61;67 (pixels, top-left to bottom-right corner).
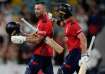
66;16;75;21
39;12;47;18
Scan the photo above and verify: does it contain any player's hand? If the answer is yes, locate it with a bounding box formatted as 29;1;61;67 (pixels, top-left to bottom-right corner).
79;53;89;67
11;35;26;44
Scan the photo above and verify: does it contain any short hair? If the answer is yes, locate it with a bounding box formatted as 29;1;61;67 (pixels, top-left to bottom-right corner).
35;1;45;5
34;1;47;11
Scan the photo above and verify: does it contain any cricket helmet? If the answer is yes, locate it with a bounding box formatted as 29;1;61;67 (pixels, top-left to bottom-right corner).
6;22;20;35
57;3;73;20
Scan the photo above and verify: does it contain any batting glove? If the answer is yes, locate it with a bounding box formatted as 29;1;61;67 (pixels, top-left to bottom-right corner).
11;35;26;44
79;52;90;68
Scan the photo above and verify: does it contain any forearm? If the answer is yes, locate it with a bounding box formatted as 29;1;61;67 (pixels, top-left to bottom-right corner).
80;37;87;53
11;31;45;46
78;32;87;54
26;32;45;45
26;35;42;44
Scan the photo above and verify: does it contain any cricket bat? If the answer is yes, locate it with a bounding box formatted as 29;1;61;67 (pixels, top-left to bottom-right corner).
45;37;64;54
21;18;64;54
78;36;96;74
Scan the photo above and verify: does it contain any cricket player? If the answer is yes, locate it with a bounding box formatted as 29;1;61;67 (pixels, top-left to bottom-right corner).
7;1;54;74
24;2;54;74
57;4;87;74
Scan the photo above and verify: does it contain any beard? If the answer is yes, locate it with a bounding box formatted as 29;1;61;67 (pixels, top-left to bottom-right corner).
35;11;43;18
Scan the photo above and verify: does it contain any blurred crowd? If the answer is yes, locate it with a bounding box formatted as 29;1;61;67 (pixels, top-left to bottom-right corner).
0;0;105;74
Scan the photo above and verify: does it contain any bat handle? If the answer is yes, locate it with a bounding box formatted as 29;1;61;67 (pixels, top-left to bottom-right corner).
21;18;38;32
88;36;96;53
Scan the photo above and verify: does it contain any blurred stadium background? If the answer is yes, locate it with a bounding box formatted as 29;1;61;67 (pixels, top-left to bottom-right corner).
0;0;105;74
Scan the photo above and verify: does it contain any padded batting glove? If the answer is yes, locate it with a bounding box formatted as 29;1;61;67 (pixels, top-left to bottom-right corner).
11;35;26;44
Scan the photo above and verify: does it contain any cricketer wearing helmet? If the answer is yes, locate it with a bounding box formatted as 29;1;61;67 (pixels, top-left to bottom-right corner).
57;4;87;74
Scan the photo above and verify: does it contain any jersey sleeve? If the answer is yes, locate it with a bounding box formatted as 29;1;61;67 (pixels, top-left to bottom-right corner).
74;21;82;35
